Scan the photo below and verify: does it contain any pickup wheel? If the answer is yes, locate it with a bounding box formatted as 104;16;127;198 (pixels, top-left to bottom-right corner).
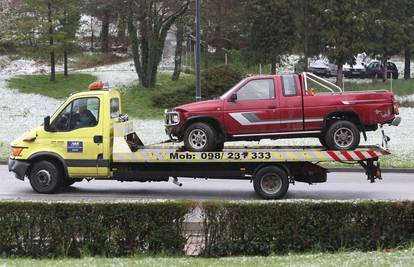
29;160;62;194
184;122;217;152
319;136;327;147
325;120;360;150
253;166;289;200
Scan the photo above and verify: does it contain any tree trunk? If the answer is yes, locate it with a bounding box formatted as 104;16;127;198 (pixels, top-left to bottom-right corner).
172;22;184;81
101;6;111;53
404;46;411;80
271;62;277;74
127;14;144;86
90;16;94;52
383;58;388;82
48;2;55;82
336;64;343;87
64;50;68;76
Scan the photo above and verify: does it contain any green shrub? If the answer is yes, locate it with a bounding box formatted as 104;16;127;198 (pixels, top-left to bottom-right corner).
151;64;244;108
0;201;192;257
202;201;414;257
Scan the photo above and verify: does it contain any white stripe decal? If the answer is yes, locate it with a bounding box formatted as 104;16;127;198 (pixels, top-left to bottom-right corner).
229;112;323;126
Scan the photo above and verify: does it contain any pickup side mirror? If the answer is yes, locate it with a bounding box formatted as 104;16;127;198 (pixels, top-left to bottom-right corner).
229;93;237;102
44;116;51;132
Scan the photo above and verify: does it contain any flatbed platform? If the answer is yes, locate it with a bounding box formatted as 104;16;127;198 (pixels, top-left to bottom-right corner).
113;122;389;163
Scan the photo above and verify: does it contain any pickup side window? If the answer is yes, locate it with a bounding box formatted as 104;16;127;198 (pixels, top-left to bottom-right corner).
51;97;100;132
110;97;120;118
236;79;275;101
281;75;297;96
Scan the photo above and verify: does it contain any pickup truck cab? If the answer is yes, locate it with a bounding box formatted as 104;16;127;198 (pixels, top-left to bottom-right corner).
165;72;401;152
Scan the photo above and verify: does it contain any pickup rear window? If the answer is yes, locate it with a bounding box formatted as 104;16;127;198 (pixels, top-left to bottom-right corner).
282;75;297;96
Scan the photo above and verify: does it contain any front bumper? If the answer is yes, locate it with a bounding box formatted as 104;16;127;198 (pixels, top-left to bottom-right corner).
8;158;30;181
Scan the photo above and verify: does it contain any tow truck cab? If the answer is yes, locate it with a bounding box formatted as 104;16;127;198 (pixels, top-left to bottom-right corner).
9;85;119;183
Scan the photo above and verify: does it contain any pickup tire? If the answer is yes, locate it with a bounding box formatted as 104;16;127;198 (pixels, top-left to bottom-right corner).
325;120;360;150
29;160;62;194
253;166;289;199
184;122;217;152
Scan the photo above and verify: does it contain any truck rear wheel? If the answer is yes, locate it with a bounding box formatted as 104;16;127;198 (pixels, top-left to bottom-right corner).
184;122;217;152
29;160;62;194
253;166;289;199
325;120;360;150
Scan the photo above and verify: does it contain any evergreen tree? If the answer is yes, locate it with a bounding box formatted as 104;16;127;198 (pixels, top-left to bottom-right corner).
364;0;406;81
320;0;366;85
243;0;295;74
291;0;323;71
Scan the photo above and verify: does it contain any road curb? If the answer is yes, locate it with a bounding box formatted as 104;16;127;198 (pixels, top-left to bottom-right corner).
1;160;414;173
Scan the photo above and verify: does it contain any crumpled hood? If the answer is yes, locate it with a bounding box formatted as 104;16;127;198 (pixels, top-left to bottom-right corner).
175;99;224;112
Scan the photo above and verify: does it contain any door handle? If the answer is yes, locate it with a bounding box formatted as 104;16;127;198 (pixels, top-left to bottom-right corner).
93;135;103;144
268;105;276;109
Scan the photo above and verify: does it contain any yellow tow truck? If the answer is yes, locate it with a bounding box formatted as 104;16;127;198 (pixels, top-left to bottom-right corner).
8;82;388;199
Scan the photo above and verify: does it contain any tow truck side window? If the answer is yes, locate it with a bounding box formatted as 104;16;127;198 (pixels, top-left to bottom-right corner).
51;97;100;132
110;98;120;118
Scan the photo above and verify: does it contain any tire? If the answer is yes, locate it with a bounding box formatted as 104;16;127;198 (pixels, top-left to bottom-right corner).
325;120;360;150
318;136;327;147
61;179;77;187
216;142;224;151
184;122;217;152
253;166;289;200
29;160;62;194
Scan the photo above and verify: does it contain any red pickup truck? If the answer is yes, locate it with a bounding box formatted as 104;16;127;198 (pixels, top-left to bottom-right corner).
165;73;401;152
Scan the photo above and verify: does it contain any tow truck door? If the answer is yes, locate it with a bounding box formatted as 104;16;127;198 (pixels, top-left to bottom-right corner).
47;95;104;177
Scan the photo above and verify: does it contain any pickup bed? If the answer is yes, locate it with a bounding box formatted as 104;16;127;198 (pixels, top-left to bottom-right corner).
166;72;401;152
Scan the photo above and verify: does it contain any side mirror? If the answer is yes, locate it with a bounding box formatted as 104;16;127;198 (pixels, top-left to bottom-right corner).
229;93;237;102
44;116;51;132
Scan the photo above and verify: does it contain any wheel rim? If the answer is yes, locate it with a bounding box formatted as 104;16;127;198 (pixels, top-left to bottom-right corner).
333;127;354;148
34;170;52;187
260;173;282;195
188;129;207;150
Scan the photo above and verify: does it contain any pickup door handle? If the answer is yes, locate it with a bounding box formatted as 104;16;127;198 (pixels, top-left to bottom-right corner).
268;105;276;109
93;135;103;144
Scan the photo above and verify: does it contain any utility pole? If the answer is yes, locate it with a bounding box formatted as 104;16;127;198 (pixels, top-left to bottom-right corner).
195;0;201;102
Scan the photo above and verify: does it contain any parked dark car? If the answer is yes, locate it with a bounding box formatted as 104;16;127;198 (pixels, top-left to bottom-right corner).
365;61;399;79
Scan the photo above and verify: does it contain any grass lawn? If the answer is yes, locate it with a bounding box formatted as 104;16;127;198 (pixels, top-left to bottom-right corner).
0;248;413;267
121;73;195;119
0;142;9;160
344;78;414;96
7;74;97;99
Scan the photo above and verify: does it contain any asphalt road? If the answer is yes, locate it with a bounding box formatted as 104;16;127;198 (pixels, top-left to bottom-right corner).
0;165;413;201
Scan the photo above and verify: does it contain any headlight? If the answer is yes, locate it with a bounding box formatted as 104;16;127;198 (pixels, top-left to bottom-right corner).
171;113;179;124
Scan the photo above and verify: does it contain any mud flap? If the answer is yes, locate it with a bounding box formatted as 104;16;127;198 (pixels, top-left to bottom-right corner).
359;158;381;183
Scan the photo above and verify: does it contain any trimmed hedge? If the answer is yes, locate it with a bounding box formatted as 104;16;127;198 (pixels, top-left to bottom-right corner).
0;201;192;257
151;64;244;108
202;201;414;257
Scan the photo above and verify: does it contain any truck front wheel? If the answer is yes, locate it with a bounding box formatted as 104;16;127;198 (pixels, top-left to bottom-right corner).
184;122;217;152
325;120;360;150
253;166;289;199
29;160;62;194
